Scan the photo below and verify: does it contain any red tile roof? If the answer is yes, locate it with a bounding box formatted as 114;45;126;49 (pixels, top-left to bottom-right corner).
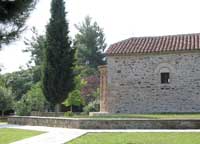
106;33;200;55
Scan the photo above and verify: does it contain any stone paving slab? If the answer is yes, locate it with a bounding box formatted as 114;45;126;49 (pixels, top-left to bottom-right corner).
1;124;200;144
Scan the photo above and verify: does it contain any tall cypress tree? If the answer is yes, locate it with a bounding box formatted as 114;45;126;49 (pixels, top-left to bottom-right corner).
42;0;75;111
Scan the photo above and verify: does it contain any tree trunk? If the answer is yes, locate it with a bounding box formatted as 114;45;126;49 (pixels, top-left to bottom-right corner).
70;105;73;112
1;110;4;117
55;104;61;116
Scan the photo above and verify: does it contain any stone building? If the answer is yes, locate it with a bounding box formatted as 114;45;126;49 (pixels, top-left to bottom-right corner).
99;33;200;114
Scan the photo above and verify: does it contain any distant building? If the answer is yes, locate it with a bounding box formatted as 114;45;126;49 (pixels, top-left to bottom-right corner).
99;33;200;114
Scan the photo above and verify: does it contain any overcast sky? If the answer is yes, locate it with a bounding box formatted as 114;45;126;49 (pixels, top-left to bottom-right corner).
1;0;200;73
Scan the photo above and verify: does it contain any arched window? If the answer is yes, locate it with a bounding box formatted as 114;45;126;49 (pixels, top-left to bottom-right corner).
155;63;175;84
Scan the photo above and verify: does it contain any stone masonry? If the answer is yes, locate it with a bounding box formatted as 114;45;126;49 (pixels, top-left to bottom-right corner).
106;51;200;114
8;116;200;129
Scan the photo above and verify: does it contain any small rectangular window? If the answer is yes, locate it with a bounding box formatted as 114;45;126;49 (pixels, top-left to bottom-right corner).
161;72;170;84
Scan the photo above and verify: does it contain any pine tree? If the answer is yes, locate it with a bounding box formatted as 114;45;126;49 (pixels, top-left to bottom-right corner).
42;0;75;112
0;0;37;47
74;16;107;70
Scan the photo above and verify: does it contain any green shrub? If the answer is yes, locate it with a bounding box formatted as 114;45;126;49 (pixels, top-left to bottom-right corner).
83;100;99;114
15;95;32;116
64;111;74;117
82;88;100;114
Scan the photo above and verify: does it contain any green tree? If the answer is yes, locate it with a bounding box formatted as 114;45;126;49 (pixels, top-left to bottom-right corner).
23;28;47;82
24;27;46;67
63;90;84;112
0;75;5;87
74;16;107;69
15;95;32;116
42;0;75;112
25;83;47;112
4;69;34;100
15;83;47;116
0;86;13;116
63;74;86;112
0;0;38;47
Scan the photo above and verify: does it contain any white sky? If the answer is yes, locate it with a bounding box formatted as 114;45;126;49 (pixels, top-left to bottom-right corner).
1;0;200;73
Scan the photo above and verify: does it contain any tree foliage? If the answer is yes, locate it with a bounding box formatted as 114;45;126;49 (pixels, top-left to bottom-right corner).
42;0;75;109
0;0;38;47
4;69;34;100
24;27;46;67
81;75;100;104
15;82;47;116
0;86;13;116
15;94;32;116
0;75;5;87
23;28;47;82
25;82;47;111
74;16;107;69
63;74;86;112
63;90;84;112
73;17;105;112
4;28;46;100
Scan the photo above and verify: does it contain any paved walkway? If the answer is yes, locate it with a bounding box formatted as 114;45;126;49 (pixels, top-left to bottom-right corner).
1;124;200;144
0;124;86;144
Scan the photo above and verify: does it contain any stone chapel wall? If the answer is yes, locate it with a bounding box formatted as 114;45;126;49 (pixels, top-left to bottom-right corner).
107;52;200;113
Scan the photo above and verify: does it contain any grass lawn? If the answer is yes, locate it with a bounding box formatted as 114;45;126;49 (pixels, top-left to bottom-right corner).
66;113;200;119
68;132;200;144
0;128;44;144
